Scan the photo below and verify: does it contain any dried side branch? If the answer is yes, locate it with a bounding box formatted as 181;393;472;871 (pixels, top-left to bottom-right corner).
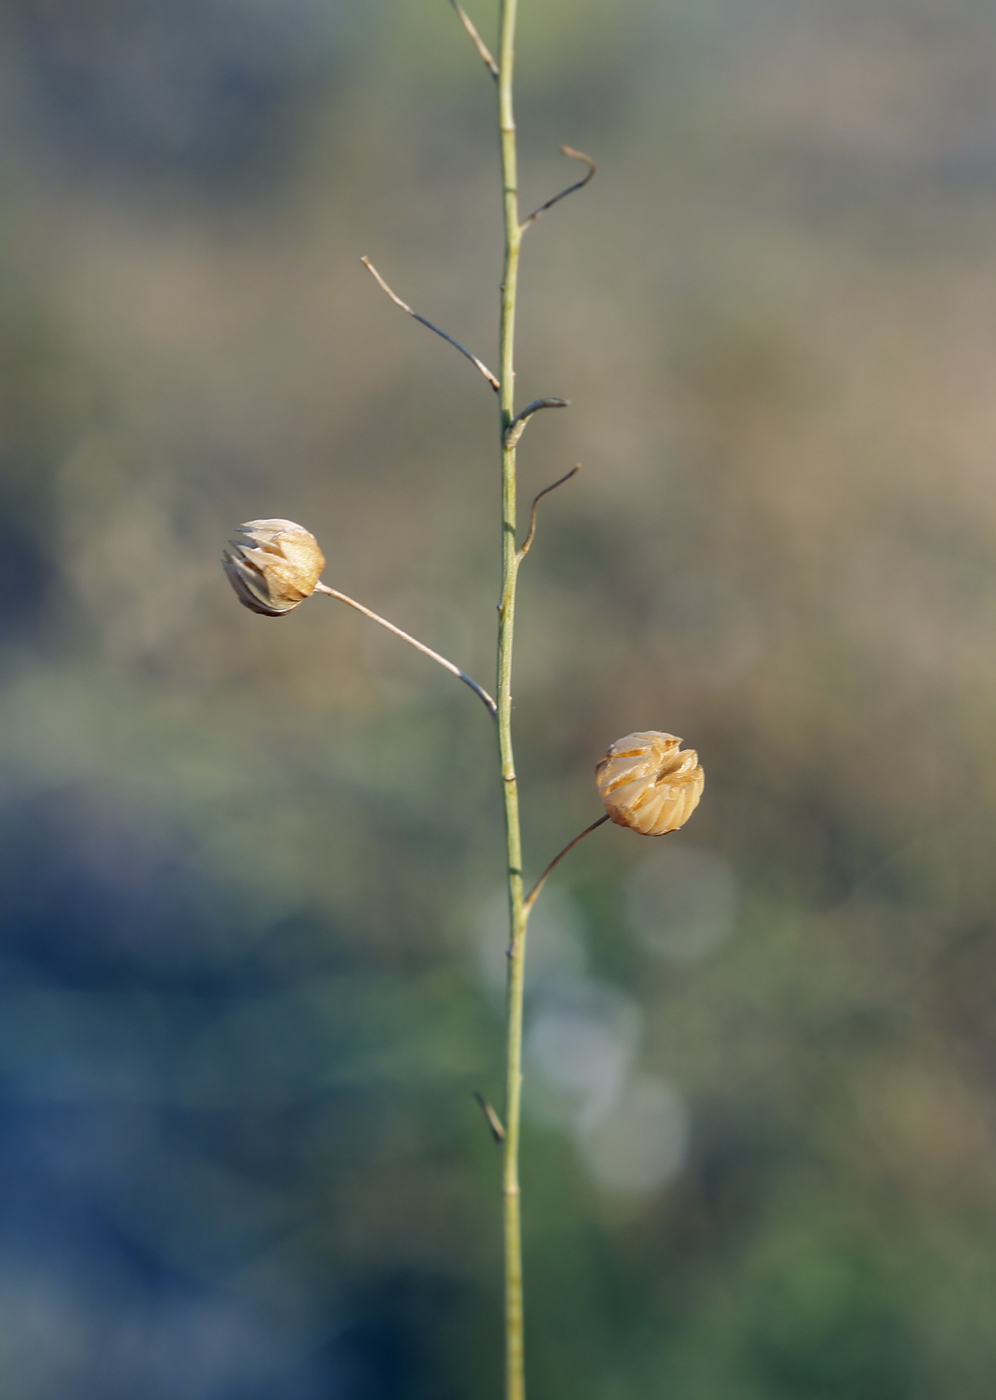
315;581;497;718
361;257;500;392
520;147;596;232
503;396;570;450
517;464;580;562
473;1091;506;1143
449;0;499;78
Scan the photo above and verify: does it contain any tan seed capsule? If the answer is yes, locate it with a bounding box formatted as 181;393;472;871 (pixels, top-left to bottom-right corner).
596;731;703;836
222;519;325;616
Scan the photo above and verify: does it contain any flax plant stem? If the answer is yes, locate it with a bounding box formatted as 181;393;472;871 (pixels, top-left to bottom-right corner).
495;5;527;1399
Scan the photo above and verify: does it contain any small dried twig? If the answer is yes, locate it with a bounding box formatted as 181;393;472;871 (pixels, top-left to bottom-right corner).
520;147;595;232
473;1090;506;1143
314;581;497;718
449;0;499;78
503;396;570;450
517;465;580;562
361;257;500;392
523;814;609;914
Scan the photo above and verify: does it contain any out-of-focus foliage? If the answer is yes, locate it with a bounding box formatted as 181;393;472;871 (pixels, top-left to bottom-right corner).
1;0;996;1394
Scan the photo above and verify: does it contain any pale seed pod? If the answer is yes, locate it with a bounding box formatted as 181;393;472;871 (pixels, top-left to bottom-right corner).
596;731;704;836
222;519;325;616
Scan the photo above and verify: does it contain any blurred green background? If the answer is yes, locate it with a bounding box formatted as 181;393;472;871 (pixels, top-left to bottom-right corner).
1;0;995;1395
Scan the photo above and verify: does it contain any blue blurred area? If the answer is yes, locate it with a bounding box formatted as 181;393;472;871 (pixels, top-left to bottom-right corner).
0;776;496;1395
4;0;351;185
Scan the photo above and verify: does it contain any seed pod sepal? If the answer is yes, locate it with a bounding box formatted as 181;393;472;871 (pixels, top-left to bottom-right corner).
222;519;325;617
595;730;703;836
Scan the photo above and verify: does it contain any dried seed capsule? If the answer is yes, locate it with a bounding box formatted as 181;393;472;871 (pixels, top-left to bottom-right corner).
222;519;325;616
596;731;703;836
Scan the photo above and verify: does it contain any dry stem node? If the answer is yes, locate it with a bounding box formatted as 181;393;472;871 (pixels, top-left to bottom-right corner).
361;257;500;391
596;731;704;835
520;146;596;231
503;396;570;450
473;1091;507;1142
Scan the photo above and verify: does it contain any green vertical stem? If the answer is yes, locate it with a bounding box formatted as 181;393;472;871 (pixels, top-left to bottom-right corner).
496;4;526;1400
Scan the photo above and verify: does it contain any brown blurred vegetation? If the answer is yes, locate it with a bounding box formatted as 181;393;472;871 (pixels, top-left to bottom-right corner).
1;0;996;1395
